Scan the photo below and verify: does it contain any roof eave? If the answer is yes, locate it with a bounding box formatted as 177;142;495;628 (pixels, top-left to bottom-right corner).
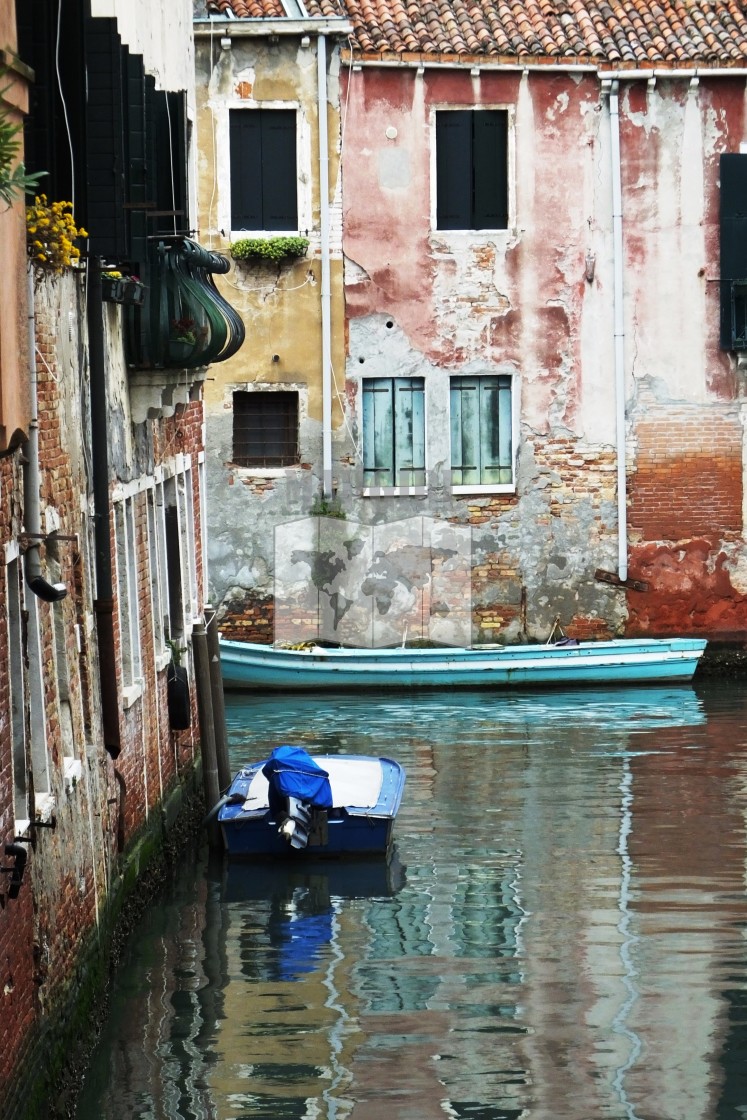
194;17;353;37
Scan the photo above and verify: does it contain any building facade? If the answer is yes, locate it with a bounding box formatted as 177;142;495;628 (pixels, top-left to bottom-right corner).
0;2;242;1114
197;0;747;648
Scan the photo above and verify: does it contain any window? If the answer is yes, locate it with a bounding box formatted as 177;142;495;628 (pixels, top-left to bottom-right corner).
720;154;747;349
450;375;513;488
230;108;298;231
436;110;508;231
7;557;28;821
114;497;142;696
362;378;425;489
233;391;299;467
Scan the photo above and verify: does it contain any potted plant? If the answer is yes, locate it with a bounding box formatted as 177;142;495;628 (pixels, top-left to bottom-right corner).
169;316;199;360
26;194;88;273
230;235;309;264
101;269;126;302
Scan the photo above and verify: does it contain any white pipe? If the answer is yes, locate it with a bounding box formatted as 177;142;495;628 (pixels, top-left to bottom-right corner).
318;32;333;498
608;81;628;584
23;268;67;602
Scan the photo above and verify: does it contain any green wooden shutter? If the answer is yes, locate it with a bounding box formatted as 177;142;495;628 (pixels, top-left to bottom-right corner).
394;378;425;486
451;376;512;485
436;112;472;229
363;380;394;487
451;378;479;485
479;376;512;484
474;112;508;230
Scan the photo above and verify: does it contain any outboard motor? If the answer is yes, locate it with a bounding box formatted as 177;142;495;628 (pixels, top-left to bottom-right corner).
263;746;333;850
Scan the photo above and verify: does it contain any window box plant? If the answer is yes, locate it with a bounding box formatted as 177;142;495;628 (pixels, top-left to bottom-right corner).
230;235;309;264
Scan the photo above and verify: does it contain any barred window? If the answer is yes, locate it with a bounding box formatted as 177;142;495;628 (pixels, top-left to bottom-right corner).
233;391;299;468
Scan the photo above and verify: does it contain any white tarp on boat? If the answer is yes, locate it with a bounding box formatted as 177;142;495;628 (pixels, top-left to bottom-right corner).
243;756;383;811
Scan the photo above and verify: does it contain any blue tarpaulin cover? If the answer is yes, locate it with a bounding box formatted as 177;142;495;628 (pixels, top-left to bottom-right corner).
262;745;333;809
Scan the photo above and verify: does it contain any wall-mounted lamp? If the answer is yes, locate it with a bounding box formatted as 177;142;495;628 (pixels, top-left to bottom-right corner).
301;35;311;48
585;252;596;283
220;36;232;50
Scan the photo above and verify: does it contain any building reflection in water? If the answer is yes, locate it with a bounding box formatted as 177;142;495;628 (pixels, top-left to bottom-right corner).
76;683;747;1119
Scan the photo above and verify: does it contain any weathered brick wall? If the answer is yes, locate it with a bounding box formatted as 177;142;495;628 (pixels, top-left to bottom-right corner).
626;404;747;637
0;265;207;1115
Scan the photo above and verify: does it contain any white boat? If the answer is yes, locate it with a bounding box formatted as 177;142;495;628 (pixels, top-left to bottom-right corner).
219;636;707;692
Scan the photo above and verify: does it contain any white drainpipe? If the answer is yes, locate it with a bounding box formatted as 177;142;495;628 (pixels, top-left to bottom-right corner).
607;80;628;584
318;32;333;498
24;268;67;602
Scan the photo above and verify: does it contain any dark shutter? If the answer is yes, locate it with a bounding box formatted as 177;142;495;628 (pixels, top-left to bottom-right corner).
474;111;508;229
85;17;128;258
436;111;472;229
126;53;148;265
720;154;747;348
230;109;297;231
261;110;298;230
437;110;508;231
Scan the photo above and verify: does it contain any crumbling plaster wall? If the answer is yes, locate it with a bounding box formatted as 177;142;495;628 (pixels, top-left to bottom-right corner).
339;66;747;640
195;33;348;624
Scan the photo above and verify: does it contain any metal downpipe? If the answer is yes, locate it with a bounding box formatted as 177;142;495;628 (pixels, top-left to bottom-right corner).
318;32;333;498
608;81;629;584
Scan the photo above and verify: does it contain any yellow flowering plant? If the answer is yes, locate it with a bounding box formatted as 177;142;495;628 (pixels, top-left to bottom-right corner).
26;195;88;272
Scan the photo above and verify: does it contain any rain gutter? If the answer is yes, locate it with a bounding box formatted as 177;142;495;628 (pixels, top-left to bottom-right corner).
318;31;333;498
604;79;628;584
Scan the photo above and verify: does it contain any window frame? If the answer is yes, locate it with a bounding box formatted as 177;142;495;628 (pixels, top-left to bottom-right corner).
113;494;143;706
226;103;309;237
449;373;516;495
432;106;513;234
232;388;301;470
361;376;427;496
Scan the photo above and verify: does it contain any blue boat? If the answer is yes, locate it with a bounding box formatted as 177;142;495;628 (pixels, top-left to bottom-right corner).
219;636;707;692
218;745;406;858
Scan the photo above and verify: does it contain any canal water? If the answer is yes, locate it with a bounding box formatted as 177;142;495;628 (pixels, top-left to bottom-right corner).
76;681;747;1120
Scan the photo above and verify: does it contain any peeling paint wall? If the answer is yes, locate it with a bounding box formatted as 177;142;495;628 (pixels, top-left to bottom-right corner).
195;30;347;633
337;65;747;642
197;42;747;644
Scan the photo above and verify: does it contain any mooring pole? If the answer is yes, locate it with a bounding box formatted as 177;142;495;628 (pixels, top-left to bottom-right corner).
205;607;231;792
193;622;222;851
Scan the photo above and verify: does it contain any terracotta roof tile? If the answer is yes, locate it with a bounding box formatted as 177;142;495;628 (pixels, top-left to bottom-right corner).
204;1;747;66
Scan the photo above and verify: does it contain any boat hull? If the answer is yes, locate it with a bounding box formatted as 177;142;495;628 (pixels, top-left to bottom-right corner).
220;637;707;692
219;754;405;859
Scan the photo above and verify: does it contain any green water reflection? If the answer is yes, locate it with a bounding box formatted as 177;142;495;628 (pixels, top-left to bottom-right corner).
75;682;747;1119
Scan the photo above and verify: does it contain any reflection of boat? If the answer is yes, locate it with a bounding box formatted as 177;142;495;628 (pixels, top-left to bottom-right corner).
218;745;406;858
222;848;406;902
220;636;707;691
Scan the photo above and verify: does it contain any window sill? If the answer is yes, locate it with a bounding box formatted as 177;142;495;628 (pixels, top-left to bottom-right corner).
431;228;511;243
230;464;301;478
34;792;56;822
362;486;428;499
64;758;83;794
452;484;516;496
122;681;143;709
156;648;172;673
